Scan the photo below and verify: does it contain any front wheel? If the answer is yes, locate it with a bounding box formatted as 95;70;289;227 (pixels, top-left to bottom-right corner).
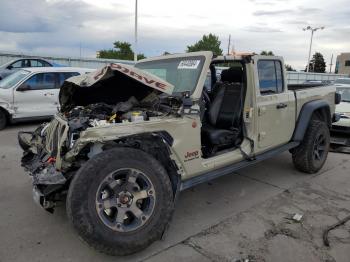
0;110;7;130
292;120;330;173
66;147;174;256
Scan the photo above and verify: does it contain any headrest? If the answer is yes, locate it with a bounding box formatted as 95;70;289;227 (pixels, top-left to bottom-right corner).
221;67;243;83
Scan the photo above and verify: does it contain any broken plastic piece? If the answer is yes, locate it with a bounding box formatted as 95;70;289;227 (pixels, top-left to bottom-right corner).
47;157;56;164
33;167;67;185
292;213;303;222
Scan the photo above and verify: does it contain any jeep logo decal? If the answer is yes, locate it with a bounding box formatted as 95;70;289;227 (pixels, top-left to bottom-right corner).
184;150;199;162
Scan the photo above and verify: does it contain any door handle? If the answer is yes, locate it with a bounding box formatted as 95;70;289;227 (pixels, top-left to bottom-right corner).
44;93;54;96
276;103;288;109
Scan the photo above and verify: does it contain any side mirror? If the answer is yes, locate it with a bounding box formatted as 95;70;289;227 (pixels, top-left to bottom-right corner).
17;84;31;92
335;92;341;105
7;65;13;70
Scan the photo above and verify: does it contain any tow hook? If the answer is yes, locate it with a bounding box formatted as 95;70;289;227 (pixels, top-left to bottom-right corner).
32;186;55;213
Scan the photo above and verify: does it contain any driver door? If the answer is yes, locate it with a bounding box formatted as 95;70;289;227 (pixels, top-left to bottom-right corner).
14;72;59;119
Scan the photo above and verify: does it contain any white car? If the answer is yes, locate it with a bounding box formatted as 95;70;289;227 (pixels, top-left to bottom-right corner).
0;67;94;129
332;78;350;134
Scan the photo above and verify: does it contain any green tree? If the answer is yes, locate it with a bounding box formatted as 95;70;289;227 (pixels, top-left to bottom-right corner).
307;52;326;73
285;64;296;71
97;41;146;60
260;50;275;56
187;34;223;56
137;53;146;60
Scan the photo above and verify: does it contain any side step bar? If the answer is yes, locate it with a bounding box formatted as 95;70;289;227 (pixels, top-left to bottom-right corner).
180;142;300;191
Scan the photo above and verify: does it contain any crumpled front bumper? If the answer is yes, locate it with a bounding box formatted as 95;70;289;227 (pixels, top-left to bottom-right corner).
18;125;69;212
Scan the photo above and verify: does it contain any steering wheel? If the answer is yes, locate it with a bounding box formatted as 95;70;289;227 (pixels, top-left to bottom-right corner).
202;85;211;105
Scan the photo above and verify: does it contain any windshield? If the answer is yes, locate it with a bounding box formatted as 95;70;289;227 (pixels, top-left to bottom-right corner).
0;70;30;89
336;87;350;102
335;78;350;85
135;56;205;94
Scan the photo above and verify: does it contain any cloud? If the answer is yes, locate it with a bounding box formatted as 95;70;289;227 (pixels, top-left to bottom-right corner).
244;26;283;33
0;0;132;33
253;9;294;16
298;7;321;13
253;6;321;17
0;0;53;32
283;20;310;25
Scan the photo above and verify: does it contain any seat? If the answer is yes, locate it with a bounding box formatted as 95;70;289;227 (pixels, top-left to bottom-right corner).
202;124;238;146
202;67;243;149
211;67;243;98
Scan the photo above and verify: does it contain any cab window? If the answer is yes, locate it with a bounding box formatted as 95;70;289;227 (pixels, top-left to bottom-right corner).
9;60;24;69
58;72;80;87
257;60;284;95
30;59;46;67
23;73;57;90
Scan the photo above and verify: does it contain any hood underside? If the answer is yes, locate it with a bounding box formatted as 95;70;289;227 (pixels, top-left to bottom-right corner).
59;63;174;112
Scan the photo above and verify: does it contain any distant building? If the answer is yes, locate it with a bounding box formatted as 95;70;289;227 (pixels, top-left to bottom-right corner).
335;53;350;75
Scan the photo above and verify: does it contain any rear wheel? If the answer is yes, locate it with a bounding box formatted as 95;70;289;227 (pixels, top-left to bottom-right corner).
0;110;7;130
292;120;330;173
66;147;174;256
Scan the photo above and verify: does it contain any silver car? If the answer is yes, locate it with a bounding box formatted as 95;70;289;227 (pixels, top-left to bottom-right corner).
0;58;58;80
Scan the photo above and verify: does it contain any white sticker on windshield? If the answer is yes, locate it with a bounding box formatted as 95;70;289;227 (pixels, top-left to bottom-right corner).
178;60;200;69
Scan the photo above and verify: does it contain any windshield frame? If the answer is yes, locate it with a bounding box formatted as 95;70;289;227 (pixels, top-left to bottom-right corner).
0;69;30;89
134;51;212;100
135;56;206;95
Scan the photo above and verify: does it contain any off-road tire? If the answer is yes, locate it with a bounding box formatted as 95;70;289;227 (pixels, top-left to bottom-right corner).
66;147;174;256
292;120;330;173
0;110;7;130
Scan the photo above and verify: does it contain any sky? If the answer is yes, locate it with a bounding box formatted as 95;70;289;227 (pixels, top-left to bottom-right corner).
0;0;349;70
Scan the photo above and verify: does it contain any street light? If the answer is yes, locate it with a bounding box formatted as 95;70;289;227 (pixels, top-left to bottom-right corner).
134;0;138;62
303;26;325;72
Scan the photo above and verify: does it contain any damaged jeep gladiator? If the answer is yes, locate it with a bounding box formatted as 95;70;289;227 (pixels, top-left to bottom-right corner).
19;51;339;255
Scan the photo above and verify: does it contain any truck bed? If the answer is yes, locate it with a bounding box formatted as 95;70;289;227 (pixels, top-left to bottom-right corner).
288;83;328;90
291;84;336;118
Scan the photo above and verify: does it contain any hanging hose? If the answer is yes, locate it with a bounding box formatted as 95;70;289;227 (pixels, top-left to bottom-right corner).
323;214;350;247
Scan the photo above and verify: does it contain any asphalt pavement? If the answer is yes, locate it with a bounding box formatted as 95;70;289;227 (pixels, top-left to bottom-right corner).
0;123;349;262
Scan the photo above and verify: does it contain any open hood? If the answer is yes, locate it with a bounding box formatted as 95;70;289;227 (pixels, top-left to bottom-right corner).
59;63;174;112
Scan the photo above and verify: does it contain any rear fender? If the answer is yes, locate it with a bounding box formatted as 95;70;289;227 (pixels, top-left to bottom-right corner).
292;100;331;142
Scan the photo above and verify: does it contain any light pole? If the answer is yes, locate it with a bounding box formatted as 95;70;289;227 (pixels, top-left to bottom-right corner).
134;0;138;62
303;26;324;72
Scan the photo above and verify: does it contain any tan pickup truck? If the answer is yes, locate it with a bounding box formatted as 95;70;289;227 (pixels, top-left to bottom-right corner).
19;51;339;255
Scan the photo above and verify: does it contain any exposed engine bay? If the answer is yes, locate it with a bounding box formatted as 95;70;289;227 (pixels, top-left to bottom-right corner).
66;95;181;128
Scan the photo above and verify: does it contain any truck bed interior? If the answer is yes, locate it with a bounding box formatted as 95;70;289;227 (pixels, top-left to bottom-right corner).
201;62;246;158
